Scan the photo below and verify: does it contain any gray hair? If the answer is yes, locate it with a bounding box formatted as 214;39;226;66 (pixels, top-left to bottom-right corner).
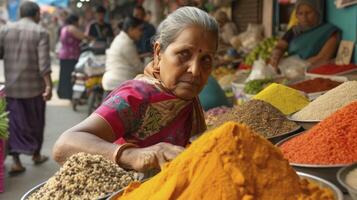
153;6;219;51
20;1;40;18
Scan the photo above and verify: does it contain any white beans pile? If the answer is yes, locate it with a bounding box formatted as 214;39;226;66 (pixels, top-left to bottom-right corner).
28;153;140;200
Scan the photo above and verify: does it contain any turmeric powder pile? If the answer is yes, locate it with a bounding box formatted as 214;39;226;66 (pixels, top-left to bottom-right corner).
118;122;335;200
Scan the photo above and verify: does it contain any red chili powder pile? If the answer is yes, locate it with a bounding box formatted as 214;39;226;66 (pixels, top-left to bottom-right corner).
289;78;342;93
308;64;357;75
280;101;357;165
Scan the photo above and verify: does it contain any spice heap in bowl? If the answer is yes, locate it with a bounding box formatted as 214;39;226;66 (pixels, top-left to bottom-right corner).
289;77;343;100
289;78;342;94
253;83;309;115
27;153;140;200
279;101;357;191
207;100;300;142
291;81;357;121
117;122;338;200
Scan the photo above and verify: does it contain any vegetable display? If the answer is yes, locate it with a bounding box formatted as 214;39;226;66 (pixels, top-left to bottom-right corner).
0;99;9;139
243;37;279;66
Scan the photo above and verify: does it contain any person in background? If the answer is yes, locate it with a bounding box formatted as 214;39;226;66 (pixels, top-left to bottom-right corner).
57;14;92;100
192;0;208;12
87;6;114;45
102;16;144;98
133;5;156;55
0;1;52;175
269;0;340;72
145;10;152;23
53;7;218;172
214;11;238;46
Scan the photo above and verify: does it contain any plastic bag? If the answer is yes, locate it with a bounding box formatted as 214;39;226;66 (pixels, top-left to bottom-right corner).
278;56;308;81
245;59;277;82
75;51;106;76
236;24;264;52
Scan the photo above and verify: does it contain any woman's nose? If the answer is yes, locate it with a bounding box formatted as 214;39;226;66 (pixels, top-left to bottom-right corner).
188;60;201;77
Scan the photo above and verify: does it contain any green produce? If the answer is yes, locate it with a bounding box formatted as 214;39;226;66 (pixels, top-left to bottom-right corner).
0;98;9;139
244;37;279;66
244;79;273;95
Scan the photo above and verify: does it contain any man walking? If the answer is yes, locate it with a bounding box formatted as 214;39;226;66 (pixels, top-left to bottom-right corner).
0;1;52;175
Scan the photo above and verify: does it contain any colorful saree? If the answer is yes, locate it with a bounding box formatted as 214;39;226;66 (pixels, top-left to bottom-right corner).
288;23;340;59
95;69;206;147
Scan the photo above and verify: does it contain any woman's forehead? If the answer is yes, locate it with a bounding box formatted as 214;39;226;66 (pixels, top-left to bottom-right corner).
170;26;217;50
297;3;316;12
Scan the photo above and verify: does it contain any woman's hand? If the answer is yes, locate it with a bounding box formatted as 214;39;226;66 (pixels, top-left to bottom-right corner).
119;142;185;172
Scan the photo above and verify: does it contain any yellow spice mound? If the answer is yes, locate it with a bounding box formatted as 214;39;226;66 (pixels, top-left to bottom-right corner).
253;83;309;115
120;122;307;200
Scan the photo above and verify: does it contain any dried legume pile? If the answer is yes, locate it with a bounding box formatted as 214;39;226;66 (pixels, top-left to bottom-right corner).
289;78;342;94
253;83;309;115
28;153;140;200
280;101;357;165
209;100;299;137
292;81;357;121
205;106;231;127
346;168;357;190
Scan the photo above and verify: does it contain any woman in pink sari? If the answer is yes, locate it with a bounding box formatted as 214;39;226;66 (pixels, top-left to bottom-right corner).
53;7;219;172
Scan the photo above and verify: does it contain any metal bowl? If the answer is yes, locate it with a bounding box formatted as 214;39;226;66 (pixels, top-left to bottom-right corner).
107;188;124;200
287;115;320;130
107;178;150;200
266;125;303;144
21;181;46;200
298;172;343;200
337;163;357;200
276;133;350;192
21;181;123;200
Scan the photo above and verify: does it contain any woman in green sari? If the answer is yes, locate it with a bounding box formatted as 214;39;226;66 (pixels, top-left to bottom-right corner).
269;0;341;72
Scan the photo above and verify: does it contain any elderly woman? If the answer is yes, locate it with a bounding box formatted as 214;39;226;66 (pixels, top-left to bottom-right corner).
53;7;218;172
269;0;340;71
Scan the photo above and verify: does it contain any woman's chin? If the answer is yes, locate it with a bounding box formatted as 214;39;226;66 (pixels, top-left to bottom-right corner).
173;88;198;100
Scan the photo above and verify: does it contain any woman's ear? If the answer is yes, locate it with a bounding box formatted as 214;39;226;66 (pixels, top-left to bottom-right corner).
153;42;161;65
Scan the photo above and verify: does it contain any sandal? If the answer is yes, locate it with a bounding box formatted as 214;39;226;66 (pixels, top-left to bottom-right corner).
9;165;26;176
32;155;49;165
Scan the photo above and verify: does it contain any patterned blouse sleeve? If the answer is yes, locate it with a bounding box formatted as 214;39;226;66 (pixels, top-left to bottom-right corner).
94;81;151;140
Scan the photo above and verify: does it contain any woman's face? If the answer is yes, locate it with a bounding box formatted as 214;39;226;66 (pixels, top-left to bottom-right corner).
154;25;217;100
296;4;319;28
128;26;143;41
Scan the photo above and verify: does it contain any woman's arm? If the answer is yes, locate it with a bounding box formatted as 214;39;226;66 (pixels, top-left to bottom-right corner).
307;33;340;66
53;114;184;171
52;114;118;164
68;25;93;41
269;39;289;69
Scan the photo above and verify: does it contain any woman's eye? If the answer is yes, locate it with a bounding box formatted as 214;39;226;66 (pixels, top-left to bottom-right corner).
202;56;212;64
178;50;191;61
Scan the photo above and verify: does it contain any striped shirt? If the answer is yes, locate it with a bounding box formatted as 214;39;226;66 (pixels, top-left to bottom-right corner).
0;18;51;98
